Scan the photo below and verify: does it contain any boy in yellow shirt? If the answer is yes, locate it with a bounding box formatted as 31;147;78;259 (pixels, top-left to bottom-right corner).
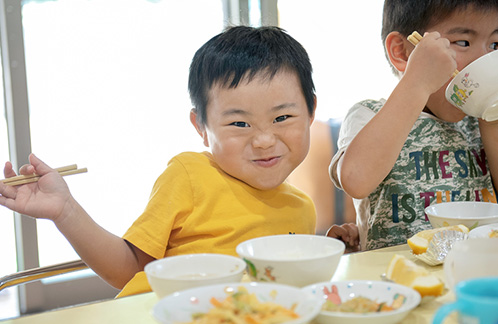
0;26;328;296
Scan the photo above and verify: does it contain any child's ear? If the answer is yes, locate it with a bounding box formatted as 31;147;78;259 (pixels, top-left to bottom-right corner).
385;31;411;73
189;108;210;147
310;96;317;126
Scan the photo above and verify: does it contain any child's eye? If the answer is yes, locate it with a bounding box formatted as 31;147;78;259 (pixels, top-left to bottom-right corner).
490;42;498;50
454;40;470;47
274;115;290;123
230;121;249;127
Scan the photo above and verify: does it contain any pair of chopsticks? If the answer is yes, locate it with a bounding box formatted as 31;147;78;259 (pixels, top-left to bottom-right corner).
407;31;459;77
1;164;88;186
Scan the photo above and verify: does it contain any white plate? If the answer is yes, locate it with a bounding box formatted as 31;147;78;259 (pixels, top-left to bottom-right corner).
302;280;421;324
469;223;498;239
152;282;322;324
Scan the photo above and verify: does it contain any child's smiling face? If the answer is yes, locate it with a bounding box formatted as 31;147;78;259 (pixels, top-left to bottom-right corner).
193;69;315;190
425;6;498;122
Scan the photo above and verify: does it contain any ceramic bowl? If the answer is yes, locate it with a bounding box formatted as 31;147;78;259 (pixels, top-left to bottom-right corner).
425;201;498;230
468;223;498;239
144;253;245;298
152;282;322;324
236;234;345;287
302;280;421;324
445;50;498;121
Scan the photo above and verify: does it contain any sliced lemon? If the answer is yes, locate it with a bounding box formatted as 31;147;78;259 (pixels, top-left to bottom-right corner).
386;254;444;297
386;254;428;285
411;275;445;297
407;224;469;255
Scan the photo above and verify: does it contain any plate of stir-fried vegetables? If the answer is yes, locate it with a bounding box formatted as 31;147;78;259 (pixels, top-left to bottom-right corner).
302;280;421;324
152;282;322;324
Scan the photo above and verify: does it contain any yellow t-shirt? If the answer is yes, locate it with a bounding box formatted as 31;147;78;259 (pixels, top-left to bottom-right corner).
118;152;316;297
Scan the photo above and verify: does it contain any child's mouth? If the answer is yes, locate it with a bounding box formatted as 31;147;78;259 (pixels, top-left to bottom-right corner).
253;156;280;168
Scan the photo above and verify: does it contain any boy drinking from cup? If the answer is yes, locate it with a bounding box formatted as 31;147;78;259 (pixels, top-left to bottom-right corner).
327;0;498;251
0;26;330;297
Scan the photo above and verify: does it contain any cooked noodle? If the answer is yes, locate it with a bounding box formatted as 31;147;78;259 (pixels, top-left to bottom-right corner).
323;294;406;313
181;286;299;324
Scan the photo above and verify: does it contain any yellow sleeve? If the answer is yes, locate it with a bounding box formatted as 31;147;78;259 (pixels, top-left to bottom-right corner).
122;156;194;260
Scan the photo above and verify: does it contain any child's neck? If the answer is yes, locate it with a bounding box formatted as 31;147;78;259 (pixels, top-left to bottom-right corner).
423;106;435;116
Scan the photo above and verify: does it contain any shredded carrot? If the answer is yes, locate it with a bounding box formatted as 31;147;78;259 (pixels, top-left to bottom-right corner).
209;296;223;308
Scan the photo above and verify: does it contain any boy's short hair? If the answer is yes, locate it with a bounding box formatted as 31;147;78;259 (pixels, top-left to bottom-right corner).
381;0;498;74
188;26;315;126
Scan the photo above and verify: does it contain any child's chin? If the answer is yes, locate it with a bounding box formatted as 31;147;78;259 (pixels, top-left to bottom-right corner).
245;180;282;191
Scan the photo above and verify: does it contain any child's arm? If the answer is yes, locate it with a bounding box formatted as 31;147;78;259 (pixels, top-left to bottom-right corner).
337;32;457;198
479;119;498;192
0;154;154;289
326;223;359;253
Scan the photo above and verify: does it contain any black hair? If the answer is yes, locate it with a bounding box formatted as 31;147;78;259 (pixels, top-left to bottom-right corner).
188;26;315;126
381;0;498;73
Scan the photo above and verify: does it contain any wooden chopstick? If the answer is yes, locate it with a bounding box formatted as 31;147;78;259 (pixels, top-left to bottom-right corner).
407;31;423;47
1;164;77;184
1;164;88;186
407;31;459;77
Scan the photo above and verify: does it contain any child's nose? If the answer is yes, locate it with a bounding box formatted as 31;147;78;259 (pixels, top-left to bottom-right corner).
252;130;276;149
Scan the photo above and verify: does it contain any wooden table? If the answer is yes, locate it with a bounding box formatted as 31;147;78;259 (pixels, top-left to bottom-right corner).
1;244;456;323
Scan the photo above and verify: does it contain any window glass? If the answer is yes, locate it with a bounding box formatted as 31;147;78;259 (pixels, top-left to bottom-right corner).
21;0;223;266
0;70;19;319
278;0;398;120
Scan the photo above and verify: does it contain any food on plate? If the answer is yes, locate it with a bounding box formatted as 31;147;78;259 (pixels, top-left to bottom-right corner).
386;254;444;297
322;284;406;313
489;229;498;238
407;225;469;255
183;286;299;324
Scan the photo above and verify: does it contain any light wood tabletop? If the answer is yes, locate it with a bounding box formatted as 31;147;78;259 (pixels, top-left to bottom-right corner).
1;244;456;324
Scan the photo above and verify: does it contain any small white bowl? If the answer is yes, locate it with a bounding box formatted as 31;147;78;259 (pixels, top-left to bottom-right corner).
152;282;322;324
144;253;245;299
236;234;345;287
469;223;498;239
445;50;498;121
302;280;421;324
425;201;498;230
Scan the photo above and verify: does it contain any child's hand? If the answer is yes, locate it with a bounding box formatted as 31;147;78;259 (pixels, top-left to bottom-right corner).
0;153;73;223
404;31;457;96
326;223;360;253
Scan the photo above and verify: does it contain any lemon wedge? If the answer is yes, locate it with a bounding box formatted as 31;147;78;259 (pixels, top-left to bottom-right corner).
407;225;469;255
386;254;444;297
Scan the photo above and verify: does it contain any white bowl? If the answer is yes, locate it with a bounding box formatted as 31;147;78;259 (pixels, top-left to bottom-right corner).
445;50;498;121
236;234;345;287
469;223;498;239
425;201;498;230
302;280;421;324
152;282;322;324
144;253;245;299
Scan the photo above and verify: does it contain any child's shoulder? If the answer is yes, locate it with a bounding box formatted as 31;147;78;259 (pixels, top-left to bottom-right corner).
170;151;212;164
163;151;215;176
355;99;385;113
341;99;386;123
